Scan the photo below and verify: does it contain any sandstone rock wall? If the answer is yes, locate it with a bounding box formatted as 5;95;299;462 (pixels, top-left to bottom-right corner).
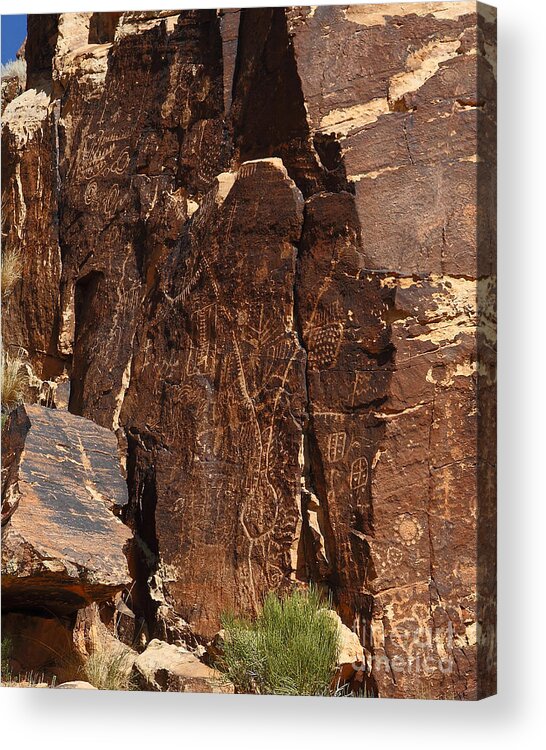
1;4;496;699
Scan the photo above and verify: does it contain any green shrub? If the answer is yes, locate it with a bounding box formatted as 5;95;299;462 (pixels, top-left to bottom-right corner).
219;587;340;696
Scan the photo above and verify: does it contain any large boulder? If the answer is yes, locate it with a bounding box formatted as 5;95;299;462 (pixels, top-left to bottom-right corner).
1;405;132;613
324;610;366;686
132;639;233;693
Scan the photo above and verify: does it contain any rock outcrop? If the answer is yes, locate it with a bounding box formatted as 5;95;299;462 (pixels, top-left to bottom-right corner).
1;405;132;613
1;5;496;699
133;639;233;693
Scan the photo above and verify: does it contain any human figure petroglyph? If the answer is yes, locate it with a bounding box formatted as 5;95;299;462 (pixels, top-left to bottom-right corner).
186;303;218;377
350;456;369;490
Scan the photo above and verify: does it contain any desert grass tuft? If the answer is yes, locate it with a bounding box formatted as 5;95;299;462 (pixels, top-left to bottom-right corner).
1;636;13;681
1;351;27;413
0;59;26;86
82;647;135;691
1;248;22;300
219;586;340;696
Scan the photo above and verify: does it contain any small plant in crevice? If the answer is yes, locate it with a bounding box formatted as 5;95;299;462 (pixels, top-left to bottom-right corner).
218;586;340;696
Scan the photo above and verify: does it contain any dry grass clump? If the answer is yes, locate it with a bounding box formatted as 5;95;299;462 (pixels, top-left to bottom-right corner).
1;636;12;680
1;350;27;413
1;248;22;301
219;587;340;696
0;58;26;85
82;647;135;691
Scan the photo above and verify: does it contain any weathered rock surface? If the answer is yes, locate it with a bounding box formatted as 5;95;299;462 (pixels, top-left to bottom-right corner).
325;609;366;686
1;5;496;699
1;405;131;613
133;639;233;693
121;157;307;637
1;405;31;525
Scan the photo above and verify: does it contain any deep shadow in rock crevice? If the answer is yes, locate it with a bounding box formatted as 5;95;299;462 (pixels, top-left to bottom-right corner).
230;7;351;198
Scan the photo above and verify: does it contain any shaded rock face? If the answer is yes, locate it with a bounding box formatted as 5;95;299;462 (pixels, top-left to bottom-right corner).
1;405;131;613
1;611;85;684
1;5;496;700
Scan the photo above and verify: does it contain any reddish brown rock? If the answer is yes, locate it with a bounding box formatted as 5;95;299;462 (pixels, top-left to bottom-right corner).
1;611;85;683
1;7;496;700
1;405;132;613
227;3;496;699
1;85;63;378
55;10;228;428
1;405;31;525
281;2;496;700
121;158;307;637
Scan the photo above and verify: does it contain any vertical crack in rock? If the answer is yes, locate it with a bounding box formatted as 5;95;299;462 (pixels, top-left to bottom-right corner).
291;228;336;588
230;7;351;197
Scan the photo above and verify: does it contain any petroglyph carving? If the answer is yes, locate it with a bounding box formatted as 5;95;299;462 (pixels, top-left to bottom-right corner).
327;431;347;462
103;183;123;218
307;322;344;369
187;303;218;377
238;162;258;179
386;546;403;566
350;456;369;490
394;514;424;547
84;180;99;207
111;148;130;175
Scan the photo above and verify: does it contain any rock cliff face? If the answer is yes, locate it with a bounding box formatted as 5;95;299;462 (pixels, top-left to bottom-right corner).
1;4;496;699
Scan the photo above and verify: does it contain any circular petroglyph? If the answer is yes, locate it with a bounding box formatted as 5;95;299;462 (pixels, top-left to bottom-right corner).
441;67;458;85
394;513;423;547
